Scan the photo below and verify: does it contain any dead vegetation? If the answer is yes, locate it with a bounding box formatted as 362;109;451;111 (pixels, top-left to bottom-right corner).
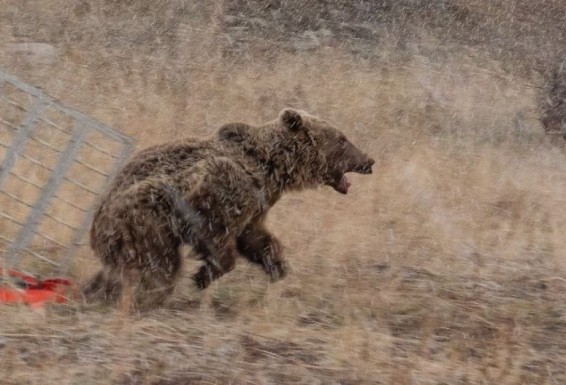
1;1;566;384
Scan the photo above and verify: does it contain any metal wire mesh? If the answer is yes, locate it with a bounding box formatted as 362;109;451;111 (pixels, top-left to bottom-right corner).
0;70;134;275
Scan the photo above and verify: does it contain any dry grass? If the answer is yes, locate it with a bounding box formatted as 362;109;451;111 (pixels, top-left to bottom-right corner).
1;1;566;384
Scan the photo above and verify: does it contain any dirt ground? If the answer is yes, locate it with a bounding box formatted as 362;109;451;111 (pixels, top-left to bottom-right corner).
1;1;566;384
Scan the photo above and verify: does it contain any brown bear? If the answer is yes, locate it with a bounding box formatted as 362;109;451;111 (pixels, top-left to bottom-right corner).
85;109;374;307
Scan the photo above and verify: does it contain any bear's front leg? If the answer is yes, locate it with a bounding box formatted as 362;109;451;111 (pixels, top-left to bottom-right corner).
236;224;287;282
193;242;237;289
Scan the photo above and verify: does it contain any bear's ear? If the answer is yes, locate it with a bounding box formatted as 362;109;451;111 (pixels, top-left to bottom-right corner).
217;122;250;143
279;108;303;131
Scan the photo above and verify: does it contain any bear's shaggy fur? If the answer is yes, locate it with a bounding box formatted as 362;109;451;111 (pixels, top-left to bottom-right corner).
85;109;374;307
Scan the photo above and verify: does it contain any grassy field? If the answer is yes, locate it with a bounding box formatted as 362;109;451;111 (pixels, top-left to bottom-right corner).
1;1;566;384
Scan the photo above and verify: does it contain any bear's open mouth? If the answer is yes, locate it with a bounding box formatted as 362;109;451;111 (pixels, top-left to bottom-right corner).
334;174;351;194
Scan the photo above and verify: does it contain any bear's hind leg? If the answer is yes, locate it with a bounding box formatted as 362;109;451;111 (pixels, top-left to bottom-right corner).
236;224;287;282
135;248;183;309
82;267;124;304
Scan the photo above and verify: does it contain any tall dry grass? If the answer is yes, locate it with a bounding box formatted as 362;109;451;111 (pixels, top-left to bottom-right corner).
1;1;566;384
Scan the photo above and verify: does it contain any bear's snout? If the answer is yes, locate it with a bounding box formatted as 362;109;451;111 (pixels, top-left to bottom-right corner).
351;156;374;175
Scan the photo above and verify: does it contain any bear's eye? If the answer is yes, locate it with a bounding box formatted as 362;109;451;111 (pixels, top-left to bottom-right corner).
339;136;348;146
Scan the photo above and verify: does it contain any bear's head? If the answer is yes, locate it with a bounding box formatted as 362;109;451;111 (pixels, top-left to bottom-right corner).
279;108;374;194
216;109;374;194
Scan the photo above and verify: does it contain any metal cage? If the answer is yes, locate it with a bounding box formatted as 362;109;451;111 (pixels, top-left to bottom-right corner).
0;70;134;275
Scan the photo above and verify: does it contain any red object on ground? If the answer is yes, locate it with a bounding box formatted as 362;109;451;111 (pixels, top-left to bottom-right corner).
0;268;74;308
